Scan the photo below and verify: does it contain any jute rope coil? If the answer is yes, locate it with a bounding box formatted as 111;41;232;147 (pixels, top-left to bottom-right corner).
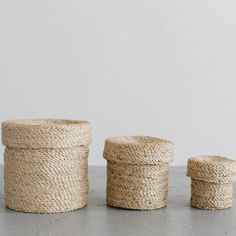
103;136;174;210
2;119;92;213
187;156;236;210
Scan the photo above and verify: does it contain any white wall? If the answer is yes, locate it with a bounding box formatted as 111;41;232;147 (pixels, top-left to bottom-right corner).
0;0;236;165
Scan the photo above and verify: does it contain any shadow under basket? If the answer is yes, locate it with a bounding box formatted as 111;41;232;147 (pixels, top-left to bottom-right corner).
187;156;236;210
2;119;92;213
103;136;174;210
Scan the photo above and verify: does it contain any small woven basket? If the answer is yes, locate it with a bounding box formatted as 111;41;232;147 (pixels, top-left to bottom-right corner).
103;136;174;210
187;156;236;210
2;119;92;213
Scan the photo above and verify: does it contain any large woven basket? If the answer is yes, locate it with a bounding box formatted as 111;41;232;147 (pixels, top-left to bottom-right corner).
103;136;174;210
187;156;236;210
2;119;92;213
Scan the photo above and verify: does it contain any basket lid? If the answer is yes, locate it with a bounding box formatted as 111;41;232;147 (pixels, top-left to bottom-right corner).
103;136;174;165
2;119;92;148
187;156;236;183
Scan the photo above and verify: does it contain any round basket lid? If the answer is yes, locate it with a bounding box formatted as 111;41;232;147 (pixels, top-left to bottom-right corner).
2;119;92;148
103;136;174;165
187;156;236;183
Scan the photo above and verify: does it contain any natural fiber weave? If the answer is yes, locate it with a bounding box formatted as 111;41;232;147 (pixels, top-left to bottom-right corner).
2;119;92;213
190;179;233;210
2;119;92;148
187;156;236;210
104;136;174;165
103;136;174;210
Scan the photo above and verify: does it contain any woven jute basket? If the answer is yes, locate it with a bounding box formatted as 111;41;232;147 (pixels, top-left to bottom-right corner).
2;119;92;213
103;136;174;210
187;156;236;210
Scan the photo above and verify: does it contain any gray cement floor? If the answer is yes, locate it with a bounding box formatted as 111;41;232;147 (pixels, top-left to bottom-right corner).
0;166;235;236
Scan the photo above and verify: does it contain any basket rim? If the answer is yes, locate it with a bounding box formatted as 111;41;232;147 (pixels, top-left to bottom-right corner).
187;155;236;166
105;136;174;147
2;119;90;128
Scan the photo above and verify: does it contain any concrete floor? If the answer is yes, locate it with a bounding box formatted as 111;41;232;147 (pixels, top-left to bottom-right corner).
0;166;235;236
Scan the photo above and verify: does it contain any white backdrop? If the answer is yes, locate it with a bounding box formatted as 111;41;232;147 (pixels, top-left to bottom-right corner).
1;0;236;165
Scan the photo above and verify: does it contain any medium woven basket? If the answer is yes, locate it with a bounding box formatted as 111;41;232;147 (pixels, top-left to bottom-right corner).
187;156;236;210
2;119;92;213
103;136;174;210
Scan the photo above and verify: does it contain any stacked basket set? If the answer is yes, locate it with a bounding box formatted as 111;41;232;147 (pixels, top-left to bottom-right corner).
1;119;236;213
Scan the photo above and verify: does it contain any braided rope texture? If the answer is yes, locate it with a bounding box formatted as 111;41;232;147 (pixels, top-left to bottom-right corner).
187;156;236;210
103;136;174;210
2;119;92;213
2;119;92;148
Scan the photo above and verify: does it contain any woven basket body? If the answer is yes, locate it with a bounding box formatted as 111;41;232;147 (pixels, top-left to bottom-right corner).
2;119;92;213
103;136;174;210
187;156;236;210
